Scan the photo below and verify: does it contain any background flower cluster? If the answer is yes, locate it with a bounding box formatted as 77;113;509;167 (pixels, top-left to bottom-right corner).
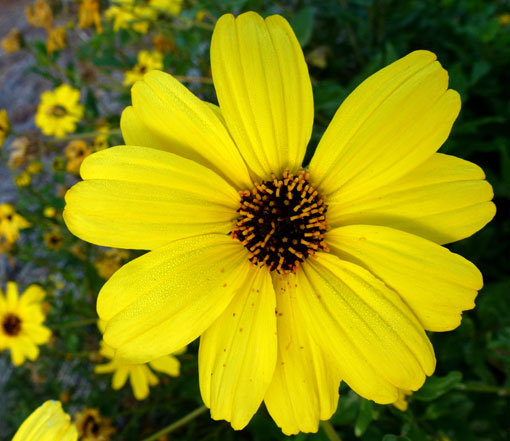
0;0;509;440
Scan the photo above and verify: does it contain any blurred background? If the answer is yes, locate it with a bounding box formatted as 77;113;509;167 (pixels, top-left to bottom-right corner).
0;0;509;440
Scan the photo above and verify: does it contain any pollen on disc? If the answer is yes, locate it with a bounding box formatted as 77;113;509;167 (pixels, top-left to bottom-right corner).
231;169;329;274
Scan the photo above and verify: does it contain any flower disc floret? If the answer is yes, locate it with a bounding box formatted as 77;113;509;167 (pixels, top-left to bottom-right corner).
233;169;328;273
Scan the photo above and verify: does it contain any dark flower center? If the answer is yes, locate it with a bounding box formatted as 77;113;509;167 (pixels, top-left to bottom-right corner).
82;415;100;435
232;169;329;273
2;313;22;336
51;105;68;117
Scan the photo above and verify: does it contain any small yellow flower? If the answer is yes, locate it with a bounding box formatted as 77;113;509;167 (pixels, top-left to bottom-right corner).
0;282;51;366
94;248;130;279
123;50;163;86
499;13;510;26
195;9;207;22
65;140;92;173
14;170;32;187
26;160;43;174
78;0;103;34
44;229;64;250
105;0;156;34
64;12;496;435
46;26;67;55
35;84;84;138
95;340;184;400
74;408;116;441
44;206;58;218
150;0;183;15
0;109;10;147
1;28;22;53
0;204;31;244
25;0;53;31
152;33;175;53
12;400;77;441
8;136;36;168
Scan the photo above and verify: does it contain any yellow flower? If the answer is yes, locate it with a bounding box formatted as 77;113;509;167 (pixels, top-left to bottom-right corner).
63;12;496;435
44;206;58;218
0;282;51;366
14;170;32;187
74;408;116;441
94;248;130;279
95;339;184;400
26;160;44;174
0;204;31;244
123;50;163;86
25;0;53;31
0;109;10;147
150;0;183;15
9;136;36;168
1;28;22;53
35;84;84;138
12;400;77;441
46;26;67;55
44;229;64;250
65;140;92;173
105;1;156;34
78;0;103;34
499;13;510;26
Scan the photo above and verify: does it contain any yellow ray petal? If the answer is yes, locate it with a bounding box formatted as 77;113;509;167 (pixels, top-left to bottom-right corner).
112;366;130;389
125;71;252;189
12;401;77;441
64;146;239;250
264;273;342;435
327;225;482;331
327;153;496;245
149;355;180;377
6;281;19;310
211;12;313;180
19;285;45;307
130;365;153;400
99;234;253;363
310;51;460;200
297;253;436;403
22;323;52;344
199;266;276;430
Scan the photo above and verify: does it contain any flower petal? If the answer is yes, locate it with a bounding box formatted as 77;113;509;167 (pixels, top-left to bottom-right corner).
64;146;239;250
326;225;482;331
310;51;460;199
99;234;253;363
112;366;129;389
149;355;180;377
211;12;313;180
327;153;496;245
199;266;276;430
125;70;252;189
264;273;341;435
130;366;153;400
296;253;436;403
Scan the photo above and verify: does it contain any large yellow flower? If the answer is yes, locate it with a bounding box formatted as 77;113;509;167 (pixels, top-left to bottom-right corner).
35;84;84;138
64;12;496;435
0;203;31;244
0;282;51;366
12;400;77;441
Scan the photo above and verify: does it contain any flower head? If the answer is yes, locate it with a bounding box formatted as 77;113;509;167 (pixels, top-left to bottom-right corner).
150;0;183;15
64;12;496;434
12;400;77;441
74;408;116;441
14;170;32;187
94;248;130;279
44;228;64;250
0;109;10;147
65;140;92;173
0;282;51;366
105;0;156;34
78;0;103;34
1;28;22;54
35;84;84;138
25;0;53;30
0;203;31;244
95;338;184;400
123;50;163;86
46;26;67;55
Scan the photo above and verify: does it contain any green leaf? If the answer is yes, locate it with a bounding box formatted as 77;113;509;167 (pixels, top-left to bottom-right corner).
290;7;315;47
413;371;463;401
354;399;374;437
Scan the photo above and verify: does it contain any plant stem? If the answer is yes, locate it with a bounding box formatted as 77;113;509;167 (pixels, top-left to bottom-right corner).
139;405;208;441
456;384;510;395
321;420;342;441
49;128;121;142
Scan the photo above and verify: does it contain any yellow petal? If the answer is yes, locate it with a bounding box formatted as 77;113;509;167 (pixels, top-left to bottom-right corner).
211;12;313;180
297;253;436;403
125;71;252;189
19;285;45;307
199;266;277;430
327;153;496;245
326;225;482;331
99;234;253;363
310;51;460;200
112;366;130;389
129;365;153;400
6;281;19;310
264;273;342;435
23;324;52;344
64;146;239;250
12;401;77;441
149;355;180;377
